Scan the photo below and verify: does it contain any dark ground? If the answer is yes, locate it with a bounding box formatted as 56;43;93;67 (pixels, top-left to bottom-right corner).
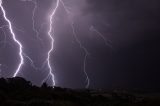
0;77;160;106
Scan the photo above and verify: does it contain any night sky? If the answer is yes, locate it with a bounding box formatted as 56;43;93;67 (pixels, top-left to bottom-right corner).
0;0;160;90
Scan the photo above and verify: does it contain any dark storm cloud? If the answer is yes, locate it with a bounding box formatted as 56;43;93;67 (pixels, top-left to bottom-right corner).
0;0;160;90
82;0;160;90
85;0;160;46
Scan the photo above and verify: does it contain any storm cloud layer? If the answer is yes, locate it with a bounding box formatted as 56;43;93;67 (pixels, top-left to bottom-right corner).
0;0;160;89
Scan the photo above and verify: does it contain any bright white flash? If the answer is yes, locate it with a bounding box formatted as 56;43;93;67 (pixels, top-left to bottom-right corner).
0;0;24;77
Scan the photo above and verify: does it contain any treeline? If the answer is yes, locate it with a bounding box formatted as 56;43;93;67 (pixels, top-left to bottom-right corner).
0;77;160;106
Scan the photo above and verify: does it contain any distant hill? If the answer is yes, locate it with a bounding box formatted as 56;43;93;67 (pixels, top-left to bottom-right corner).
0;77;160;106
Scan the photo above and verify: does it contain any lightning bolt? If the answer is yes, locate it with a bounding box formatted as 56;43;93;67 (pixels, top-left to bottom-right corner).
0;0;24;77
0;25;8;48
23;53;38;70
71;22;90;88
90;26;113;49
43;0;60;86
0;0;111;88
60;0;90;88
20;0;45;71
23;53;47;71
20;0;60;86
30;0;44;45
0;25;25;48
31;0;38;38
